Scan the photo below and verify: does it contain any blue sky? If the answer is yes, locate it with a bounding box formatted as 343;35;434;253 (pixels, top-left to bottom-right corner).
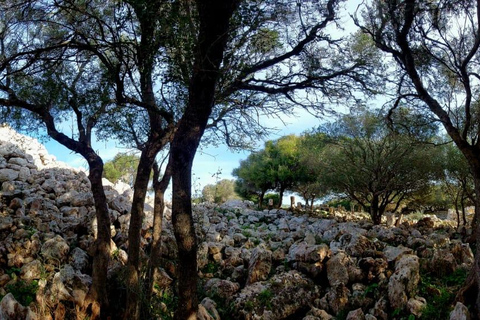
43;108;325;200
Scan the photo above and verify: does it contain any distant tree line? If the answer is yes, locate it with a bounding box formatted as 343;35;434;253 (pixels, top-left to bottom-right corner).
233;109;474;226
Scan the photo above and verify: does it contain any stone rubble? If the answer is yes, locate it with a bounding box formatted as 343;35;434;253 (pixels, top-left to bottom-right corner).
0;126;474;319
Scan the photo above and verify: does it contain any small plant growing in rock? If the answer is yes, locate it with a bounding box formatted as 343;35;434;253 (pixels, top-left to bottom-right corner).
242;230;252;238
363;283;379;298
244;300;254;312
202;262;218;274
150;287;177;320
258;289;273;310
5;280;39;306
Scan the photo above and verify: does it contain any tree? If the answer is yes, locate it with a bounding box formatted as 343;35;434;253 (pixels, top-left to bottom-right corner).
1;0;374;318
293;132;329;207
265;135;303;207
0;3;114;317
202;179;239;204
356;0;480;313
103;153;140;187
319;110;440;224
443;142;476;227
233;150;276;207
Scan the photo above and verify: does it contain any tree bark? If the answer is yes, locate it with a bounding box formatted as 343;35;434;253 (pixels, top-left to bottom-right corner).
370;195;381;225
169;1;239;318
259;190;266;209
41;119;111;319
83;154;112;320
146;160;172;300
278;187;285;208
124;149;157;319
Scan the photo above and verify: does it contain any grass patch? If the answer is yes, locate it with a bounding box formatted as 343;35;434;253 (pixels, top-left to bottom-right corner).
258;289;273;310
419;268;468;319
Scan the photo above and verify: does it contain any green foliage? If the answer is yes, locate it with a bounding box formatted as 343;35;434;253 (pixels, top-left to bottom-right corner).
257;289;273;310
263;193;280;207
202;179;240;204
202;262;219;275
5;280;39;306
150;287;178;320
318;109;441;223
103;153;141;186
326;198;353;211
419;269;468;319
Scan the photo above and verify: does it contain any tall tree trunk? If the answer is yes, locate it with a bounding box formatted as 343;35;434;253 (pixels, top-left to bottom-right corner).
259;190;266;209
146;160;172;300
42;123;111;319
278;187;285;208
371;195;381;225
124;148;158;319
457;169;480;317
169;2;239;318
82;154;111;320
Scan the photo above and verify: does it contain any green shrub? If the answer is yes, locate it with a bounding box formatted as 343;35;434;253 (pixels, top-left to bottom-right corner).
5;280;39;306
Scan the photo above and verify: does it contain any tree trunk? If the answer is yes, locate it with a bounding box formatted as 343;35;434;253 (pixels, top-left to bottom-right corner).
259;190;266;209
169;2;239;318
42;125;111;319
370;196;381;225
278;187;285;208
146;160;172;300
124;147;158;319
457;169;480;317
82;154;111;320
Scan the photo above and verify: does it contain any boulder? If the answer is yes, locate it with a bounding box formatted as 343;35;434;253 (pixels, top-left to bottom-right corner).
450;302;471;320
246;245;272;285
0;169;18;182
346;308;365;320
407;296;427;317
20;260;43;281
41;235;70;264
204;278;240;299
0;293;28;320
233;271;320;319
326;252;351;286
388;254;420;310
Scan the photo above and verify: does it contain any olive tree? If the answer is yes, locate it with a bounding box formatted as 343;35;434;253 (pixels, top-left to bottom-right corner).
319;110;440;224
356;0;480;312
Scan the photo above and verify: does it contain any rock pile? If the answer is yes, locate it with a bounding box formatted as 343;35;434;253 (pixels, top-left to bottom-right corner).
0;127;148;319
0;127;475;319
189;201;472;319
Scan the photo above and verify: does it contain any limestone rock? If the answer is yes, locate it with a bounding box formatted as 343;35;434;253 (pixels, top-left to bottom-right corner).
450;302;470;320
0;293;28;320
407;296;426;317
41;235;70;264
246;245;272;285
20;260;43;281
346;308;365;320
326;252;351;287
204;278;240;299
388;254;420;310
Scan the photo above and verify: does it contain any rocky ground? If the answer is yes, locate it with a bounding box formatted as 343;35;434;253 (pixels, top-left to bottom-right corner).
0;125;474;320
